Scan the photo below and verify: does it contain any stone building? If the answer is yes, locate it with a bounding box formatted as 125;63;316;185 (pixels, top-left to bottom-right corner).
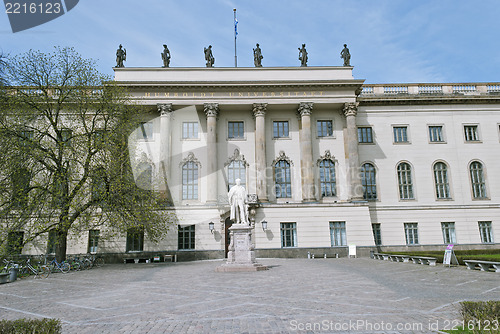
17;65;500;260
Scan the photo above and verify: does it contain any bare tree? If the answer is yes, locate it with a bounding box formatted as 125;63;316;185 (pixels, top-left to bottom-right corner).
0;47;173;261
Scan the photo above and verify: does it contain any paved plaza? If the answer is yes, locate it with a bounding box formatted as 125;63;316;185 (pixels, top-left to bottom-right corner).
0;258;499;333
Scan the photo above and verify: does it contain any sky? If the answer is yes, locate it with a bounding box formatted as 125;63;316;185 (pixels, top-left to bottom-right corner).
1;0;500;84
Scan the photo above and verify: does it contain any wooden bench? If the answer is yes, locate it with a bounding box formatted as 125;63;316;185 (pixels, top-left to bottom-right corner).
373;252;390;260
464;260;500;272
123;256;151;264
163;254;177;262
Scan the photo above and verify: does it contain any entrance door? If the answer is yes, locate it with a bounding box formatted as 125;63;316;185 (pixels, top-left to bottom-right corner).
224;217;233;258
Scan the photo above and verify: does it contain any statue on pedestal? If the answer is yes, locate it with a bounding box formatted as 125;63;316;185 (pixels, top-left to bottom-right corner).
204;45;215;67
253;43;263;67
116;44;126;68
228;179;248;225
161;44;171;67
298;44;308;67
341;44;351;66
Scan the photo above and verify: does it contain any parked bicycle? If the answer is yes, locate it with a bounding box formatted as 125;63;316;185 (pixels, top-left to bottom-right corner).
20;258;50;279
84;253;104;268
48;258;70;274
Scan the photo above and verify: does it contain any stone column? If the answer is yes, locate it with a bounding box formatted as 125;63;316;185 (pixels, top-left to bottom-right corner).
253;103;268;202
204;103;219;203
157;103;173;202
298;102;315;202
344;102;363;200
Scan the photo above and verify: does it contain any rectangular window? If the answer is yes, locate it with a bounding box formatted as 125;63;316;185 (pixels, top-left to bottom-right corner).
182;122;198;139
93;129;106;148
358;127;373;143
178;225;195;250
47;230;57;254
88;230;99;253
138;122;153;140
441;222;457;244
273;121;289;138
404;223;419;245
317;120;333;137
61;128;72;146
478;221;493;243
429;126;444;142
372;223;382;246
464;125;479;142
228;121;244;139
19;130;34;146
393;126;408;143
280;222;297;248
7;231;24;255
126;226;144;252
330;221;346;246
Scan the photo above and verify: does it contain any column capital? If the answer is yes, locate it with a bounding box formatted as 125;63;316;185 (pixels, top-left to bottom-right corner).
343;102;359;117
252;103;267;117
298;102;314;117
204;103;219;117
157;103;173;116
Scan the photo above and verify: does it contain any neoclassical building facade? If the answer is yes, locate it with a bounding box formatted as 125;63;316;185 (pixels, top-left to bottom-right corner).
22;66;500;259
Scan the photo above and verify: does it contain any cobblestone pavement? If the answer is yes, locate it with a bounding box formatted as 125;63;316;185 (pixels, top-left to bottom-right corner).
0;258;499;333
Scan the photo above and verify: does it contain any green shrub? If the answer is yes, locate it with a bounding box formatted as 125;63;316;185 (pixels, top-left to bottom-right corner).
459;301;500;334
0;318;61;334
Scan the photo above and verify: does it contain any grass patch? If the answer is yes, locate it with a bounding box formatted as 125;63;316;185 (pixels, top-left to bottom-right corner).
442;301;500;333
0;318;61;334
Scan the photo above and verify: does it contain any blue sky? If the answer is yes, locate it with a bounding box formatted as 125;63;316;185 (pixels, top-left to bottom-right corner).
1;0;499;84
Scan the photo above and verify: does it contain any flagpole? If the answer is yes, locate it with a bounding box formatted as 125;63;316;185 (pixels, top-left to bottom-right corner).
234;8;237;67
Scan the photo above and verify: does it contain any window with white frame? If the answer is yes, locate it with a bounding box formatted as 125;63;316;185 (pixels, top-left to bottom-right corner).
397;162;414;200
317;120;333;137
280;222;297;248
428;126;444;142
478;221;493;243
464;125;479;142
227;160;246;191
182;122;198;139
318;159;336;197
273;121;289;138
330;221;346;246
88;230;99;253
274;160;291;198
178;225;195;250
228;121;244;139
361;163;377;200
372;223;382;246
441;222;457;244
393;126;408;143
433;162;451;199
470;161;487;199
404;223;419;245
137;122;153;140
182;161;198;200
358;127;373;143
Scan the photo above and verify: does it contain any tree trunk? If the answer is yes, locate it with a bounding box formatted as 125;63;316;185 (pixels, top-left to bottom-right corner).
55;229;68;262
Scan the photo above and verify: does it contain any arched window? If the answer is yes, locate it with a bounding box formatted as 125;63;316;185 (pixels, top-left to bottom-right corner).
361;163;377;200
182;161;198;200
397;162;414;200
275;160;291;198
318;159;336;197
136;162;153;190
433;162;450;199
227;160;246;191
470;161;487;199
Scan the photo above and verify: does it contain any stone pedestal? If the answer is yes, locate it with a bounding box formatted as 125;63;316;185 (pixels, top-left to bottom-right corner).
216;224;268;272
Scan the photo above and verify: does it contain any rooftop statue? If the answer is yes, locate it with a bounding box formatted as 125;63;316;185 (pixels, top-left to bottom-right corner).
228;178;249;225
204;45;215;67
115;44;126;68
253;43;263;67
161;44;171;67
341;44;351;66
298;44;308;67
